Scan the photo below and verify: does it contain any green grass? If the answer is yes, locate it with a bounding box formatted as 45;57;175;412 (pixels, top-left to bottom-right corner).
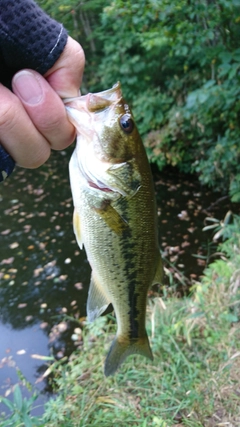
42;281;240;426
1;215;240;427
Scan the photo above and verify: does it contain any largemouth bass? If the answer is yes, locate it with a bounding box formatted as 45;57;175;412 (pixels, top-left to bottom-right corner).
65;82;163;376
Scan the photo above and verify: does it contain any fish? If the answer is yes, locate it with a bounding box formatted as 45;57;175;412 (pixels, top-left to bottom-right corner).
64;82;163;376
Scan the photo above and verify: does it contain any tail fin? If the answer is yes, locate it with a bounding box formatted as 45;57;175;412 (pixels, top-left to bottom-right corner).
104;333;153;377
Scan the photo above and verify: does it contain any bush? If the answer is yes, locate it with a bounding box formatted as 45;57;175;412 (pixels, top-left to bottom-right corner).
37;0;240;198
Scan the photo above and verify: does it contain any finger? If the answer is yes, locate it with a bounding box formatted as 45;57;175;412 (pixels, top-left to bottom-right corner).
0;83;51;168
44;37;85;97
12;69;76;151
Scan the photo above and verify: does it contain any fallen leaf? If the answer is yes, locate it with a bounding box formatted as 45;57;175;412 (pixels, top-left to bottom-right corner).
31;354;54;361
71;300;77;306
40;303;47;309
181;241;190;248
1;229;11;235
18;303;27;309
39;322;48;329
9;242;19;249
178;210;190;220
96;396;118;405
16;349;26;355
1;257;14;265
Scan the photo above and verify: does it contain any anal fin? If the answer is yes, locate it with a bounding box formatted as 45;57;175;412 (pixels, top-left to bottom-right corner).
152;253;164;285
87;273;111;322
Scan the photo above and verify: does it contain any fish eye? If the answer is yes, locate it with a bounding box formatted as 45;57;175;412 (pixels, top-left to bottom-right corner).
119;114;134;133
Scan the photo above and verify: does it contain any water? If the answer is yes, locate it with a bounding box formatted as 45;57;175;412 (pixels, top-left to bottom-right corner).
0;149;90;415
0;149;239;415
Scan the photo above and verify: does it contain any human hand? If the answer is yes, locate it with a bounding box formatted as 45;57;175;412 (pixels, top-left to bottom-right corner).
0;36;85;169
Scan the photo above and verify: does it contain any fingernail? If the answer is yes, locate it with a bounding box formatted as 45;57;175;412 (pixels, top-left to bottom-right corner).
13;70;43;105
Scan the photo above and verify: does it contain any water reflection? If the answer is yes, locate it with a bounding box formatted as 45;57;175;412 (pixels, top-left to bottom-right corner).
0;322;53;416
0;149;90;329
0;149;90;411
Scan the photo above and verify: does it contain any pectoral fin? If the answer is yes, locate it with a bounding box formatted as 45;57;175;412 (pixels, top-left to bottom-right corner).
87;273;111;322
107;160;141;196
73;208;83;250
94;200;128;235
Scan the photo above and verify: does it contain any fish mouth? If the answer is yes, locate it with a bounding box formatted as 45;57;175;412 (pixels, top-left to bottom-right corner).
64;82;122;122
87;82;122;112
64;82;122;111
64;82;122;150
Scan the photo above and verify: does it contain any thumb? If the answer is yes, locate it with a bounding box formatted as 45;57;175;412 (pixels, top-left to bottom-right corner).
44;36;85;98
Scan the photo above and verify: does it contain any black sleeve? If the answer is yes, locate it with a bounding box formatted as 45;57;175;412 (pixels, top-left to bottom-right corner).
0;0;68;89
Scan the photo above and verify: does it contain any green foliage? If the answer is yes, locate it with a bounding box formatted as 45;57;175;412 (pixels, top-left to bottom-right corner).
37;0;109;91
230;173;240;202
0;385;43;427
37;0;240;198
92;0;240;197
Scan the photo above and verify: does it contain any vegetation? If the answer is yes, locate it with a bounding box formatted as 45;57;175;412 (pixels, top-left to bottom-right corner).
38;0;240;200
0;385;42;427
1;215;240;426
1;2;240;426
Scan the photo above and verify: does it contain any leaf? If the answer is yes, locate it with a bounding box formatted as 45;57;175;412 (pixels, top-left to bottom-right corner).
16;349;26;355
31;354;54;361
223;210;232;225
203;79;216;89
198;91;209;104
218;51;232;64
96;396;118;405
213;229;224;241
229;63;239;79
202;224;218;231
9;242;19;249
0;396;15;411
204;217;219;223
13;384;23;410
1;229;11;235
1;257;14;264
22;413;33;427
220;312;238;323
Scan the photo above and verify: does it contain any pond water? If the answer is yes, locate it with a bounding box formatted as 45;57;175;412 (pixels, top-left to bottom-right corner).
0;148;239;415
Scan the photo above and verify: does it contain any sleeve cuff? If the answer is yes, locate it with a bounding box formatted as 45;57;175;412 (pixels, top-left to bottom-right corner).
0;145;15;182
